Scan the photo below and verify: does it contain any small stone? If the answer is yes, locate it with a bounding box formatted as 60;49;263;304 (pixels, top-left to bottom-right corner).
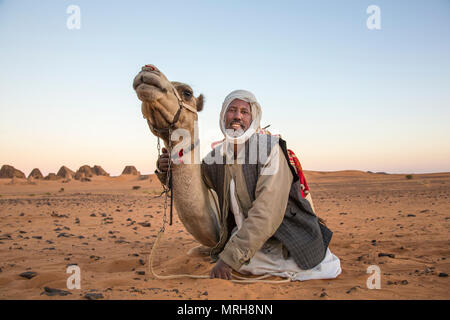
136;271;145;275
378;253;395;258
138;222;151;227
19;271;37;279
438;273;448;277
320;292;328;298
42;287;72;296
346;286;360;294
400;280;408;285
57;232;71;238
84;293;104;300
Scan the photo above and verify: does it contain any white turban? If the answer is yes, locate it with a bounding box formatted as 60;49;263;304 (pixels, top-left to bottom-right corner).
219;90;262;144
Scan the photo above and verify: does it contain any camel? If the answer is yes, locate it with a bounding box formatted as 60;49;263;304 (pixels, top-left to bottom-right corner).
133;65;220;249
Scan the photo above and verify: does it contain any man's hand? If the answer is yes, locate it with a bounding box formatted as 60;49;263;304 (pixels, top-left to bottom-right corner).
157;148;173;173
210;259;232;280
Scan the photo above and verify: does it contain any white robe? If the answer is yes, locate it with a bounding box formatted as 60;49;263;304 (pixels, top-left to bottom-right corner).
230;178;342;281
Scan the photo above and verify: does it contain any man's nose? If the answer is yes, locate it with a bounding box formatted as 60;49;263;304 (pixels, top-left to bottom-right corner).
232;110;243;119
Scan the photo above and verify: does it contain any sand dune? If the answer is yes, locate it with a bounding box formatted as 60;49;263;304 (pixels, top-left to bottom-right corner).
0;170;448;299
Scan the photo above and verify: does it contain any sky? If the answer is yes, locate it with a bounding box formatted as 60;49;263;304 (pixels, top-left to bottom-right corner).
0;0;449;176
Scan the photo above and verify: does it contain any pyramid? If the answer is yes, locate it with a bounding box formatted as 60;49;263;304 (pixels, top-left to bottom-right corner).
0;165;26;179
92;165;109;176
74;165;94;180
44;173;61;181
57;166;75;179
121;166;140;175
28;168;44;180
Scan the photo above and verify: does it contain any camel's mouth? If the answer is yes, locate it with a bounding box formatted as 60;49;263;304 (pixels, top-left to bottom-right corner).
134;72;168;102
136;83;167;102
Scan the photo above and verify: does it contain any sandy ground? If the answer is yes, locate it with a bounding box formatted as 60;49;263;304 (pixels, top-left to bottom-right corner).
0;171;448;300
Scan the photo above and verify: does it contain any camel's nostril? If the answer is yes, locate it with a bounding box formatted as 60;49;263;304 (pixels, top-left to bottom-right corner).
143;64;158;72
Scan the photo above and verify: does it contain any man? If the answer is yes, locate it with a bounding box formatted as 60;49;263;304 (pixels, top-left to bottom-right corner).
157;90;341;281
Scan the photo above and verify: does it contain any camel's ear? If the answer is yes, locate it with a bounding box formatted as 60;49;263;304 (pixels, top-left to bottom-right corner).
196;94;204;112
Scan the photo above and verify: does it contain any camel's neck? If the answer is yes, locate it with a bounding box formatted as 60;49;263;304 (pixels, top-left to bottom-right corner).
169;141;219;248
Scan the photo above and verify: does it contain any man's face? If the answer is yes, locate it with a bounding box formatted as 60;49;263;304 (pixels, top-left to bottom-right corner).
224;99;252;133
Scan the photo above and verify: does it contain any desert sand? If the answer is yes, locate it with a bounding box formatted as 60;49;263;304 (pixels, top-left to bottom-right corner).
0;170;448;300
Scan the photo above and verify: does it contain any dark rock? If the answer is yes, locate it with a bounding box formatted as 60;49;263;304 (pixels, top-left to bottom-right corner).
84;292;104;300
32;236;42;240
400;280;408;285
42;287;72;296
19;271;37;279
57;232;71;238
438;273;448;277
136;271;145;275
346;286;360;294
378;253;395;258
138;222;151;227
0;234;12;240
51;211;68;218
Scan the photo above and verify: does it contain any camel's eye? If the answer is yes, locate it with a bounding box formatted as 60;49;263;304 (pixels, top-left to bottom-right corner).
183;90;193;99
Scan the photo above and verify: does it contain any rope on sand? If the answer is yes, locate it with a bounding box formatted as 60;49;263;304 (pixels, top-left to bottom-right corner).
148;228;291;284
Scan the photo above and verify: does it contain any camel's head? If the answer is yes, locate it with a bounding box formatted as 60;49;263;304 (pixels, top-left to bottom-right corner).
133;65;204;143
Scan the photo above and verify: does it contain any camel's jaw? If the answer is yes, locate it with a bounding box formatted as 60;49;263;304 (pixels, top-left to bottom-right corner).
142;98;180;141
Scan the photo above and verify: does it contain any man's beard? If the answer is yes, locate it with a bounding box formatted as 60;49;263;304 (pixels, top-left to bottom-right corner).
225;127;245;138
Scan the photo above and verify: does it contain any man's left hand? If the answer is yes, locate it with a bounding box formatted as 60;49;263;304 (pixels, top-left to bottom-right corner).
210;259;232;280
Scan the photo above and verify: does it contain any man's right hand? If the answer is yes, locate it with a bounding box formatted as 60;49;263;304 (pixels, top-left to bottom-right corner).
157;148;173;173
